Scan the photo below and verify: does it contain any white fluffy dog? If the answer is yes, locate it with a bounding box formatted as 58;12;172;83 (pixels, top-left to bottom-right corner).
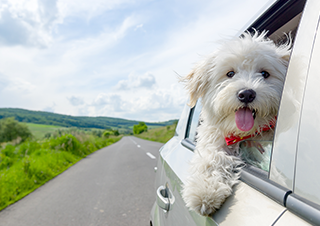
181;31;291;216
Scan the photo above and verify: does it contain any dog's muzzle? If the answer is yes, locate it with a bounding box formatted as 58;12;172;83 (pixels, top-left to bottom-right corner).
237;89;256;104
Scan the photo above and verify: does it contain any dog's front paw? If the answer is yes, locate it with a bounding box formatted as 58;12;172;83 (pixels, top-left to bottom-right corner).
183;188;229;216
196;196;220;216
182;175;233;216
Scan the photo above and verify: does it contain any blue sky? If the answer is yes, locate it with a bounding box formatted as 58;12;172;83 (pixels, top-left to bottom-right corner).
0;0;273;122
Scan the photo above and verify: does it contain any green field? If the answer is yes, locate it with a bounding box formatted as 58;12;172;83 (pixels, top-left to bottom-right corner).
135;124;177;143
26;123;63;139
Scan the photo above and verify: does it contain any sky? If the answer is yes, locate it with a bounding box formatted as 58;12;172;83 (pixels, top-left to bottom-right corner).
0;0;273;122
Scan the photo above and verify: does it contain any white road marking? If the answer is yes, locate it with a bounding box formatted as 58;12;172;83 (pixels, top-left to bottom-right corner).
130;137;156;160
146;152;156;159
129;137;137;145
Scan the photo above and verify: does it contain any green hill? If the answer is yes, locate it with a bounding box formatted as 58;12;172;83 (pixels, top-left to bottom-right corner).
0;108;177;133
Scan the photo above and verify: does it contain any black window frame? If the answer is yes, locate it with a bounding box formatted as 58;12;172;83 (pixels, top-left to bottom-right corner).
182;104;197;151
185;105;196;140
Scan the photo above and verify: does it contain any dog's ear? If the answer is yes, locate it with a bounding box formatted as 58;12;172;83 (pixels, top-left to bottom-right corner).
278;33;292;64
181;62;211;107
281;52;291;63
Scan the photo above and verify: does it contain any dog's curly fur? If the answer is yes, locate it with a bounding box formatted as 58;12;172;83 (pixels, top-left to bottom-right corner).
181;31;291;216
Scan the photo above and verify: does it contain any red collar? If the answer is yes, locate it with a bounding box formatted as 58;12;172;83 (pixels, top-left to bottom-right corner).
225;117;277;146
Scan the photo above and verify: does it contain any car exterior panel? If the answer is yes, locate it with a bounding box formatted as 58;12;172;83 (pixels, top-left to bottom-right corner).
274;210;312;226
293;15;320;205
212;182;285;226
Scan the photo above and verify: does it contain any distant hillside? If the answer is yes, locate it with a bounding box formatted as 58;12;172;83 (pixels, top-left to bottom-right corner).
135;123;177;143
0;108;177;133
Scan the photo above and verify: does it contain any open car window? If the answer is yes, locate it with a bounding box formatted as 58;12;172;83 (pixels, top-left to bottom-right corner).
185;101;202;144
183;2;305;173
239;11;303;173
239;140;273;172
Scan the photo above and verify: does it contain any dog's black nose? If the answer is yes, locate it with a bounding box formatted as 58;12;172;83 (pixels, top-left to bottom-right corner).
238;89;256;103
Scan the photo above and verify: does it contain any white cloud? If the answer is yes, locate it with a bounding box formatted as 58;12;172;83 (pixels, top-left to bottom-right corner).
134;23;145;32
38;0;59;32
67;96;85;106
54;15;141;71
116;72;156;90
0;73;36;93
57;0;136;21
78;83;186;121
43;102;56;113
0;0;140;48
0;0;58;47
91;93;124;112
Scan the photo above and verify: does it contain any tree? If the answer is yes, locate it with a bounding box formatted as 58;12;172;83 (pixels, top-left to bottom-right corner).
133;122;148;135
103;131;112;138
113;130;120;136
0;117;32;142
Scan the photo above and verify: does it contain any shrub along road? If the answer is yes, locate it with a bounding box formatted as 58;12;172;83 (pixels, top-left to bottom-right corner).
0;136;163;226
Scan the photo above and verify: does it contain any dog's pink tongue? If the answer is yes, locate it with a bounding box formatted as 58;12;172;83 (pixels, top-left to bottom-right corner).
235;108;254;131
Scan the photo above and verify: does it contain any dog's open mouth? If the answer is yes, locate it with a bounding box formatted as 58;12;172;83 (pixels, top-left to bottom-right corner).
235;107;256;131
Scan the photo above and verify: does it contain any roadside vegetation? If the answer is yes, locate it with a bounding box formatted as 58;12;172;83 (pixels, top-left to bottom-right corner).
133;122;148;135
134;122;177;143
0;118;121;211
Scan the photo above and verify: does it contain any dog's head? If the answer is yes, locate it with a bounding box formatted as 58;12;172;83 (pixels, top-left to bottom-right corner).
182;31;291;136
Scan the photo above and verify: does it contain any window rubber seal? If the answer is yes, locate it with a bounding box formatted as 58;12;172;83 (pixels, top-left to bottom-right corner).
241;166;292;207
286;193;320;225
181;138;195;151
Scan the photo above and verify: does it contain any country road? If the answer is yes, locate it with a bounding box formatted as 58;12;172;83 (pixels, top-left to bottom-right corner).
0;136;163;226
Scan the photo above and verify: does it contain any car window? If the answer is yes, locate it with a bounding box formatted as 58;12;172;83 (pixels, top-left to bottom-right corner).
239;140;273;172
293;21;320;206
185;100;202;143
239;12;303;173
175;104;191;139
182;5;305;172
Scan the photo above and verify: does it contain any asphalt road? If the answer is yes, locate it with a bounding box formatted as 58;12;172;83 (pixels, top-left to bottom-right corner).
0;136;163;226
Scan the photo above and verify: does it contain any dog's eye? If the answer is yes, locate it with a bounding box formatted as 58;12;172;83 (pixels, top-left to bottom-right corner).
261;71;270;79
226;71;235;78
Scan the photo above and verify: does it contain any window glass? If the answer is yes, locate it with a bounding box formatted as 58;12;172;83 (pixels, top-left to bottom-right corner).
240;140;273;172
186;100;202;143
239;13;303;173
175;104;190;139
293;22;320;206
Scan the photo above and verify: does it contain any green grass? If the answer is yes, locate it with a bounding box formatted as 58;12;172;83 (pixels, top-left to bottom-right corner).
0;149;79;209
26;123;63;139
0;133;122;211
135;124;177;143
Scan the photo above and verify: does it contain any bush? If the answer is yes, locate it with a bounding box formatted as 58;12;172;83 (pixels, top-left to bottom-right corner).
18;141;41;156
133;122;148;134
113;130;120;136
42;134;86;157
0;117;32;143
92;130;103;137
103;131;112;138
